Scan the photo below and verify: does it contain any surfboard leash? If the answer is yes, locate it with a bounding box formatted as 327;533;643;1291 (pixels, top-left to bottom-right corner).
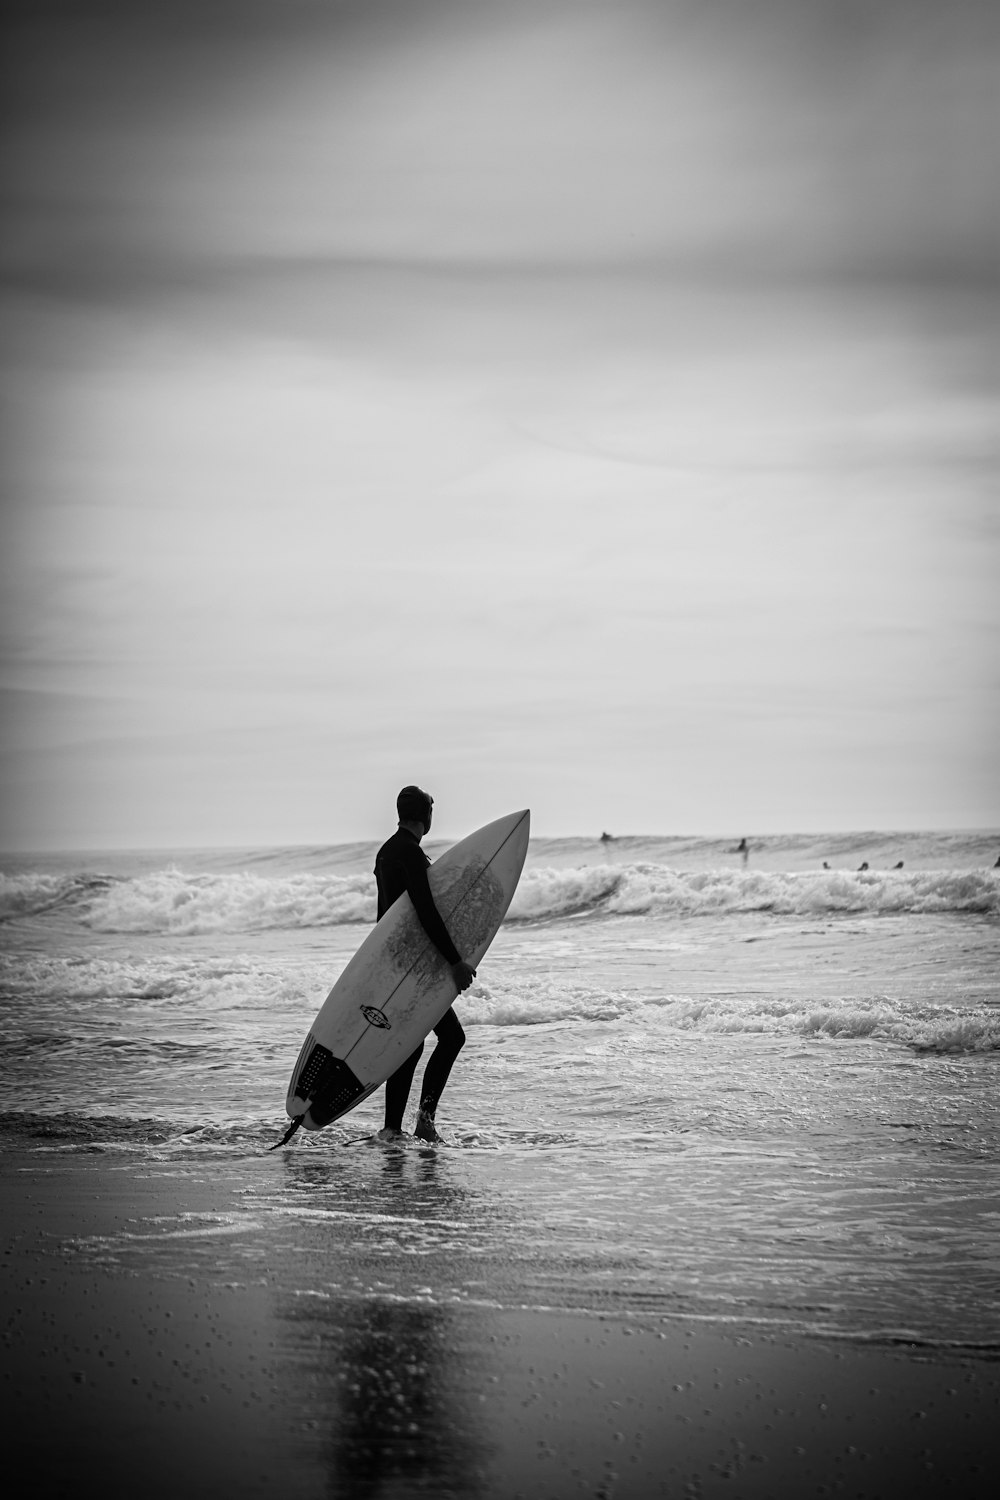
268;1115;305;1151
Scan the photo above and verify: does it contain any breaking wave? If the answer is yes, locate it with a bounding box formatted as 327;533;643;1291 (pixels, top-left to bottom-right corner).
460;979;1000;1053
0;867;375;933
510;865;1000;921
1;862;996;934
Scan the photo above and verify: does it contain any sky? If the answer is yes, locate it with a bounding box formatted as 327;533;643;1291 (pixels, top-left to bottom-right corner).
1;0;998;850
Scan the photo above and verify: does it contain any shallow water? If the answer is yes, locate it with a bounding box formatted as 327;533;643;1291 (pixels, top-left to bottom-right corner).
2;830;998;1354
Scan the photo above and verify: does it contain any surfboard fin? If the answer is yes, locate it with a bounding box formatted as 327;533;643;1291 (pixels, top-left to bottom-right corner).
268;1115;305;1151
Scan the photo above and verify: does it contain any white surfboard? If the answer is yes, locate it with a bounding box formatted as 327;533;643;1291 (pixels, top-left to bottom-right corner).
282;809;530;1134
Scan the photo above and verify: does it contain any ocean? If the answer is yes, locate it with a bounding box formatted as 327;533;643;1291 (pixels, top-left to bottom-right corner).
2;828;999;1358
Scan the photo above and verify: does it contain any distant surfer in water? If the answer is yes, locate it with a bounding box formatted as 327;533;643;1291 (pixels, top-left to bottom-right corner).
374;786;477;1144
734;837;749;866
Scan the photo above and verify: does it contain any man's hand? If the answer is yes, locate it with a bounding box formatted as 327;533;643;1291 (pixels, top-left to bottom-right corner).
450;960;476;993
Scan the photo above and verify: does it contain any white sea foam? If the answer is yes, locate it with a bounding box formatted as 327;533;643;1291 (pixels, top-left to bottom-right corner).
5;948;996;1053
462;980;1000;1052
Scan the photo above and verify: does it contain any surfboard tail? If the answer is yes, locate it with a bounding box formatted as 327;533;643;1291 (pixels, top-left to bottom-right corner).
288;1044;367;1128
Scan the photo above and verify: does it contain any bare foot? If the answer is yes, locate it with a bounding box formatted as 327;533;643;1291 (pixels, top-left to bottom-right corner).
377;1127;407;1143
414;1111;443;1144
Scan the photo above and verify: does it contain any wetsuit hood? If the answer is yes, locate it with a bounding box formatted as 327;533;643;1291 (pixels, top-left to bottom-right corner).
396;784;433;831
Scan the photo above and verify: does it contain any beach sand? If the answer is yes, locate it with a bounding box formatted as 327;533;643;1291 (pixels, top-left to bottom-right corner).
3;1149;995;1500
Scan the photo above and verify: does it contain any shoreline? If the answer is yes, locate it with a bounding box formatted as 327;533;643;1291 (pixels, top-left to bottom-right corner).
3;1148;996;1499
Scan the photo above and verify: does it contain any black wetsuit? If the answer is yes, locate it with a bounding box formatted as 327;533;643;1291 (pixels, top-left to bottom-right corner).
374;827;461;962
374;827;466;1129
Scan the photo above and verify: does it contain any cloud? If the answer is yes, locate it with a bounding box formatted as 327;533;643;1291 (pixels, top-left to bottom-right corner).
2;3;998;845
4;0;998;294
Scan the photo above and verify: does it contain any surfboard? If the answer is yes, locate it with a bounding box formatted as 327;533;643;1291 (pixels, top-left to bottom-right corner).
282;809;530;1135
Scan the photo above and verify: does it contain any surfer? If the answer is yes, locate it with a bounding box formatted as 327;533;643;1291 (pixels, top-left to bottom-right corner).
374;786;476;1144
734;837;749;866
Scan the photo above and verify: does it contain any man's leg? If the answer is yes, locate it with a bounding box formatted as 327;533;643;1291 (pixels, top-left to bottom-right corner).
382;1040;424;1135
415;1008;466;1140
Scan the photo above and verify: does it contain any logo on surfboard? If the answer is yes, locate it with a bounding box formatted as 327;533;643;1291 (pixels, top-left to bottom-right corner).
360;1005;391;1029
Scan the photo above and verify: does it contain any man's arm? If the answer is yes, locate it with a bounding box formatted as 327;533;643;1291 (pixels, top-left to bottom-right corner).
398;845;463;967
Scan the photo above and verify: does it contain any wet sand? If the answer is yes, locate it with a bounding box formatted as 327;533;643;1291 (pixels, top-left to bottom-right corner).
2;1149;996;1499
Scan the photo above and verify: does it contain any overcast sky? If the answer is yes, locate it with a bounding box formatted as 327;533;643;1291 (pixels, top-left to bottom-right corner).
2;0;998;849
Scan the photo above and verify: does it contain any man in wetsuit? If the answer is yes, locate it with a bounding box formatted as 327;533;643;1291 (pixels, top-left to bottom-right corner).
375;785;476;1143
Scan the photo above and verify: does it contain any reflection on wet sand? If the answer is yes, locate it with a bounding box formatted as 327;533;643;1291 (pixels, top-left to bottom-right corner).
278;1144;492;1497
322;1295;486;1499
279;1136;505;1265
